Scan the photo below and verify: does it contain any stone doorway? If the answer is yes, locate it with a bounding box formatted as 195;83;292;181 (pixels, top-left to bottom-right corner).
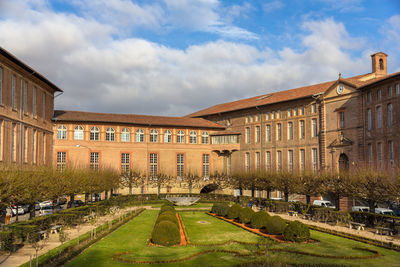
338;153;349;171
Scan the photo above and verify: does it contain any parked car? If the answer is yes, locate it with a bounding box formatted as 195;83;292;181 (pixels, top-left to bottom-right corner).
375;208;394;216
352;206;370;212
313;200;336;209
67;200;84;208
39;200;53;208
39;206;53;216
57;197;67;205
8;205;24;216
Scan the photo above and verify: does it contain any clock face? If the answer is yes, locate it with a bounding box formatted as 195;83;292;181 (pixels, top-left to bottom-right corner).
337;85;344;94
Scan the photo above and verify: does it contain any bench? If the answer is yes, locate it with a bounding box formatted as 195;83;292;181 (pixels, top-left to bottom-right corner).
349;221;365;231
288;211;298;217
38;230;48;240
375;226;394;236
50;225;62;234
303;214;313;220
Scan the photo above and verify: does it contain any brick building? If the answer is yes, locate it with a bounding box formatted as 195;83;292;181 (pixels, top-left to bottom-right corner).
0;47;62;165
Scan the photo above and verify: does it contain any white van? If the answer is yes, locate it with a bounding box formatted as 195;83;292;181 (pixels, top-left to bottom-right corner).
313;200;335;209
352;206;370;212
375;208;394;216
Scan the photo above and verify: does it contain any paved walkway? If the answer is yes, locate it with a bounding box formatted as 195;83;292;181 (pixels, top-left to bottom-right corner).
0;206;141;267
269;211;400;246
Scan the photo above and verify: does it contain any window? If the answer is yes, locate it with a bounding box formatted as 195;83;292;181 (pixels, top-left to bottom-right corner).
287;122;293;140
266;151;271;170
288;108;292;117
277;111;281;119
388;86;393;98
266;112;270;120
23;81;27;114
74;126;84;140
32;129;36;163
201;131;209;144
311;118;317;137
255;152;260;170
32;87;36;117
121;128;130;142
11;124;16;161
299;106;304;115
293;107;297;116
277;151;282;170
376;106;382;129
203;154;210;180
164;130;172;143
90;152;100;170
379;58;384;70
300;149;305;171
338;111;345;129
245;127;250;144
288;150;293;172
266;125;271;142
23;127;27;162
277;123;281;141
367;109;372;130
255;115;259;122
12;75;16;110
106;128;115;141
189;131;197;144
150;153;158;178
0;67;2;104
121;153;130;173
377;89;382;100
42;92;46;121
245;152;250;171
367;91;372;103
271;111;275;120
312;148;318;172
57;152;67;172
89;127;99;141
389;141;394;167
150;129;158;143
57;125;67;140
300;120;305;139
177;130;185;143
245;116;249;123
377;142;383;169
136;129;144;142
312;103;316;113
396;84;400;95
43;132;46;163
368;144;373;166
388;104;393;127
177;154;184;179
255;126;260;143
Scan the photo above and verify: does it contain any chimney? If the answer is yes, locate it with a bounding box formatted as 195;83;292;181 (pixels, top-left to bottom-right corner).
371;52;388;77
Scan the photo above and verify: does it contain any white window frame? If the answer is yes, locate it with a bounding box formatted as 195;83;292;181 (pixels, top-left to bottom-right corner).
90;127;100;141
388;103;393;127
57;152;67;172
300;149;305;171
201;131;209;144
136;129;144;142
277;151;282;170
266;125;271;142
277;123;281;141
300;120;305;139
245;152;250;171
189;131;197;144
74;125;84;140
288;150;293;172
312;119;317;137
245;127;250;144
90;152;100;170
106;128;115;141
177;153;184;179
150;153;158;179
121;128;130;142
177;130;185;144
150;129;158;143
57;125;67;140
121;153;130;173
255;126;260;143
255;152;260;170
312;148;318;172
164;130;172;143
376;106;382;129
367;109;372;130
287;122;293;140
202;154;210;180
266;151;271;170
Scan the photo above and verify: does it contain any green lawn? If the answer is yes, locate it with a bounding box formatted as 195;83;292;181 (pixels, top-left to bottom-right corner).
67;210;400;266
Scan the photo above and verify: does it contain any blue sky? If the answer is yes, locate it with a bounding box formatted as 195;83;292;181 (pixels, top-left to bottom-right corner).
0;0;399;116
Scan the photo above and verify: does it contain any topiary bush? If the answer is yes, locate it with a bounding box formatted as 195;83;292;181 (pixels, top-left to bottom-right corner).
239;207;255;224
283;220;310;242
250;211;270;229
227;204;242;220
152;220;180;246
156;212;179;228
211;203;229;217
264;216;287;235
160;205;175;214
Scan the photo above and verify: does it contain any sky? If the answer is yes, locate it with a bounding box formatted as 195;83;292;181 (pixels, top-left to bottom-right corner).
0;0;399;116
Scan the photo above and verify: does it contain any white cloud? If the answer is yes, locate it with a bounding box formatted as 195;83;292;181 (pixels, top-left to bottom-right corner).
263;1;284;13
0;2;378;116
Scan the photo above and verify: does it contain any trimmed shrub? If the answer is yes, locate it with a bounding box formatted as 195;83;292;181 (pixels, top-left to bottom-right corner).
264;216;287;235
227;204;242;220
239;207;255;224
211;203;229;217
283;220;310;242
160;205;175;214
156;212;179;228
250;211;270;229
162;202;174;207
0;231;14;252
152;221;180;246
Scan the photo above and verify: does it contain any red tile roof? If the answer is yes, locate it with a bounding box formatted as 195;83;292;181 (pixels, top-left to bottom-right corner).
53;110;224;129
187;73;398;118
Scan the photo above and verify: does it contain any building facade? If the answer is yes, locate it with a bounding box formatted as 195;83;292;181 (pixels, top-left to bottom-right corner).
0;47;62;165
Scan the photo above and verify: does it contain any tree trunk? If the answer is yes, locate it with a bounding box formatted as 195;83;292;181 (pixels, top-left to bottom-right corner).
15;208;19;222
129;185;132;195
306;195;311;205
104;191;108;200
251;187;255;198
29;203;36;219
84;193;89;203
267;189;271;199
157;185;161;195
0;206;6;224
368;200;376;213
284;190;289;202
70;194;75;208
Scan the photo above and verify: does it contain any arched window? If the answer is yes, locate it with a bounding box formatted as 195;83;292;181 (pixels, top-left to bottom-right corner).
106;127;115;141
189;131;197;144
90;127;100;141
74;125;84;140
177;130;185;144
121;128;130;142
164;130;172;143
57;125;67;140
136;129;144;142
379;58;384;70
202;131;209;144
150;129;158;143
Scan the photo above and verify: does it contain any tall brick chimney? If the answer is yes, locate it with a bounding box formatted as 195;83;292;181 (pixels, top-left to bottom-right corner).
371;52;388;78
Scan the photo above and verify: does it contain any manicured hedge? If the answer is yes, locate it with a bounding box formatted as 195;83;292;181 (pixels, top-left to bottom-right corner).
160;205;175;214
250;211;269;229
151;220;181;246
0;231;14;252
283;220;310;242
156;212;179;228
211;203;229;217
227;204;242;220
264;216;286;235
239;207;254;224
